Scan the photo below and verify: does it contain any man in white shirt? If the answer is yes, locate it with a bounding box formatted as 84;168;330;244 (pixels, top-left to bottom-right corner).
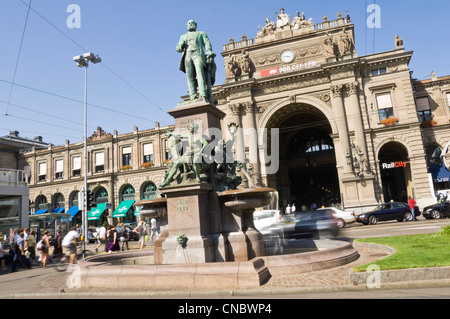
95;224;107;253
62;226;80;264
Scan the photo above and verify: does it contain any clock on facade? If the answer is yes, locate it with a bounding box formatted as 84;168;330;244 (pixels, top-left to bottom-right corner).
281;49;295;63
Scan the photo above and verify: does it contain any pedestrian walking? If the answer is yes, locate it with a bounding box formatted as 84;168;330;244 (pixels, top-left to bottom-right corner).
51;230;63;258
0;236;6;271
285;204;291;215
107;224;120;253
134;220;147;250
119;224;129;251
11;232;31;272
408;196;418;221
291;203;296;213
150;217;159;242
95;223;107;253
27;230;37;265
37;230;50;268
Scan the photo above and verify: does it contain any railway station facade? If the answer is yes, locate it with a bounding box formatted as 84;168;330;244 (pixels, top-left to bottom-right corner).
15;9;450;229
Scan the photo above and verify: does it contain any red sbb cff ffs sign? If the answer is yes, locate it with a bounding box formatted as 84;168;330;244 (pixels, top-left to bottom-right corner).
381;161;407;169
260;68;279;77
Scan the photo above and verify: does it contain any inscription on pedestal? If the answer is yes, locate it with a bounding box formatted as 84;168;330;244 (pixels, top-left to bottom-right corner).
176;199;189;212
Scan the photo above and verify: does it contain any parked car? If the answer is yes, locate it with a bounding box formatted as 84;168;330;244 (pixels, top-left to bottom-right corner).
261;210;339;240
253;210;282;230
422;200;450;219
355;201;421;225
116;224;140;241
318;207;355;228
87;227;99;243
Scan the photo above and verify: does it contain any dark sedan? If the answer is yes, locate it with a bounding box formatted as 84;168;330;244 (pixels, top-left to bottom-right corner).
356;201;421;225
422;201;450;219
261;210;339;240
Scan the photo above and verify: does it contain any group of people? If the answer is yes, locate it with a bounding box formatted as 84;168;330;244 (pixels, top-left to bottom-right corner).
0;217;160;271
0;228;56;272
94;218;159;254
283;203;320;215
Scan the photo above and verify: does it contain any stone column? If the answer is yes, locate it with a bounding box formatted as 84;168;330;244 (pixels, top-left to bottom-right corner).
229;103;245;163
346;82;369;172
331;84;352;174
242;100;261;187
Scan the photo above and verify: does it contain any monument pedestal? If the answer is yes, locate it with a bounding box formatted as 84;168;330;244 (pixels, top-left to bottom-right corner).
160;183;218;264
169;101;225;138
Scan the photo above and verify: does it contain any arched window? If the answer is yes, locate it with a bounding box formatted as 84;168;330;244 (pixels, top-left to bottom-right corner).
53;193;65;208
142;182;157;199
121;185;135;201
425;144;442;166
35;195;48;211
288;129;334;159
95;187;108;204
70;191;79;206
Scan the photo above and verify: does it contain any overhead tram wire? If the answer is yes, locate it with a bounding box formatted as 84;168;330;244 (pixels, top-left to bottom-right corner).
0;78;168;126
4;114;84;133
5;0;33;116
16;0;168;117
0;99;96;131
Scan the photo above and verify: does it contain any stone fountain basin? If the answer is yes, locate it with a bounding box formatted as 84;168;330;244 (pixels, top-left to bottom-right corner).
218;187;276;210
73;239;358;290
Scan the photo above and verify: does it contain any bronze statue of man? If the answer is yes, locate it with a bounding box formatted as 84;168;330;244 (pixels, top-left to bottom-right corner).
176;20;216;104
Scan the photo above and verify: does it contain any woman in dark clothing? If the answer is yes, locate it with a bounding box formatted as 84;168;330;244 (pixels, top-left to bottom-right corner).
51;231;63;258
107;224;120;253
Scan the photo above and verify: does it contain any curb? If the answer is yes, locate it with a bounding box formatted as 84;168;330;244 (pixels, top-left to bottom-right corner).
3;279;450;299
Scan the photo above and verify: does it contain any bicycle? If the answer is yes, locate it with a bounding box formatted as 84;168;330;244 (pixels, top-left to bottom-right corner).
54;244;93;272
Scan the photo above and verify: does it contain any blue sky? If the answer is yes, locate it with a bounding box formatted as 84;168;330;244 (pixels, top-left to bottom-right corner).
1;0;449;146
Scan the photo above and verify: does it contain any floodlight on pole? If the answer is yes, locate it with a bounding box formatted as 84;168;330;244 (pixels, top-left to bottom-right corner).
73;52;101;248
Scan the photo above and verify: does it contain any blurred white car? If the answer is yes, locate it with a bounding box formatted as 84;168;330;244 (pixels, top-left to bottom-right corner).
253;210;282;230
318;207;356;228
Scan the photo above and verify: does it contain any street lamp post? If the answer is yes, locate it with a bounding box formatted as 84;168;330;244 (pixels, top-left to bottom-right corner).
73;52;101;247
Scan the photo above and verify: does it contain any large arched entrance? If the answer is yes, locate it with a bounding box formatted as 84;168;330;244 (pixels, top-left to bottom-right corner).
264;101;340;211
378;142;412;202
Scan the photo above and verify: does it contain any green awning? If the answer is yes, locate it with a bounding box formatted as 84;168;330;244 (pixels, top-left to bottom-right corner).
88;203;106;221
112;200;135;218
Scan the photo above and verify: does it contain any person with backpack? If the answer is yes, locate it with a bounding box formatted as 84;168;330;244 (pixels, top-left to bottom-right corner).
119;224;129;251
37;231;50;268
133;220;147;250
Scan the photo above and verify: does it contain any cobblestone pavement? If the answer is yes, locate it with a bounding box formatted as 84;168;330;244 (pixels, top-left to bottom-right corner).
260;246;388;290
0;241;390;296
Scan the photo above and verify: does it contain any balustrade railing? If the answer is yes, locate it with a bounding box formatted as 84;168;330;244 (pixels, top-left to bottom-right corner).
0;169;28;187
